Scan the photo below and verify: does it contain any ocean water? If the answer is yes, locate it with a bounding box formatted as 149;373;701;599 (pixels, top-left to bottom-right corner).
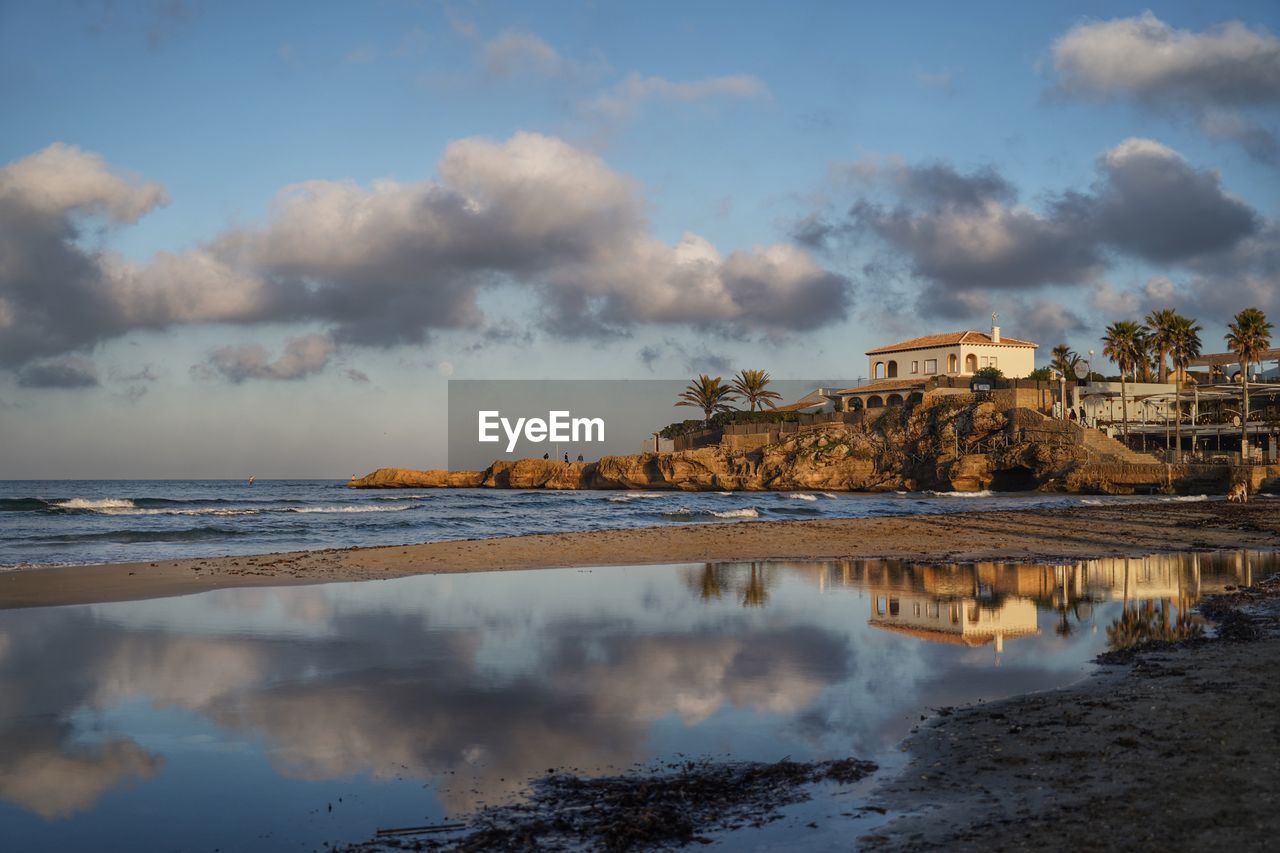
0;479;1201;568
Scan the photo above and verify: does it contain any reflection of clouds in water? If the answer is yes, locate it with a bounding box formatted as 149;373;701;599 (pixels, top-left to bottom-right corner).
0;592;854;818
10;553;1250;825
89;635;268;709
90;585;338;638
207;587;335;626
207;623;850;813
549;627;847;725
0;720;161;818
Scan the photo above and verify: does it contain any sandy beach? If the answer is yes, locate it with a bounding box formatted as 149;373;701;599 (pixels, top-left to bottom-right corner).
2;499;1277;609
860;578;1280;852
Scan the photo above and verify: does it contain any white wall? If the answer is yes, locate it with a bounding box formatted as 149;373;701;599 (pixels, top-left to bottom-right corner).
868;344;1037;380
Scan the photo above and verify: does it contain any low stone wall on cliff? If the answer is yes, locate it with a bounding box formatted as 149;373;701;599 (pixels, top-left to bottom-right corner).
1064;462;1280;494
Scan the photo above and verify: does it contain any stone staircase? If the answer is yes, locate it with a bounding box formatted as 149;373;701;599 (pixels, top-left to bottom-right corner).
1076;424;1160;464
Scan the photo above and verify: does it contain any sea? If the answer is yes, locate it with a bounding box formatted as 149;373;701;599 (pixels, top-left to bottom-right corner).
0;479;1211;568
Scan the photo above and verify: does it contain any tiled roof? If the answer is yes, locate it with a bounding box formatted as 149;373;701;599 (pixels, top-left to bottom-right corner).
829;378;927;396
866;331;1038;355
869;623;1039;646
773;399;826;412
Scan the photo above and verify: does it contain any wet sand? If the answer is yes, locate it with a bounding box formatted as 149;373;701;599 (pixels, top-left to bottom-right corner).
1;499;1277;609
860;578;1280;852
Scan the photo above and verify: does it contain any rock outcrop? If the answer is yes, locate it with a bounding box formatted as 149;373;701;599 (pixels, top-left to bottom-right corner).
349;468;486;488
351;398;1106;493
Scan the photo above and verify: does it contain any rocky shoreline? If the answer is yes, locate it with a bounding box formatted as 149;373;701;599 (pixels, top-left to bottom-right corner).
353;401;1279;495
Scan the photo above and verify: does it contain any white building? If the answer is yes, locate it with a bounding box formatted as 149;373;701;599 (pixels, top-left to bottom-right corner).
828;318;1039;410
866;317;1037;381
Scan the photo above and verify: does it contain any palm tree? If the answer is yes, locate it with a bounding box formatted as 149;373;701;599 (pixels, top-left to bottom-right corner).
1050;344;1080;377
1226;308;1273;461
1167;314;1203;462
731;369;783;412
675;375;738;424
1137;349;1156;383
1145;308;1180;384
1102;321;1144;439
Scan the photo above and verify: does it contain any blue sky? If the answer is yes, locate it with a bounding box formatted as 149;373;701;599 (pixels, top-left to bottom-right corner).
1;1;1278;476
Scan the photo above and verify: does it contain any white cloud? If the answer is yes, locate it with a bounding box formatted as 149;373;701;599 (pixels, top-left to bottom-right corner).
0;135;850;380
482;30;573;79
0;142;166;224
193;334;337;383
1051;12;1280;163
588;72;770;118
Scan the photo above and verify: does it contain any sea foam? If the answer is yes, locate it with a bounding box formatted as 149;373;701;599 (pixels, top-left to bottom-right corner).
710;507;759;518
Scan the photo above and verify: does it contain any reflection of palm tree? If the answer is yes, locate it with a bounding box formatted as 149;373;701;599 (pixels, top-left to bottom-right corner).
1054;602;1075;637
741;563;770;609
684;564;728;601
1106;599;1203;650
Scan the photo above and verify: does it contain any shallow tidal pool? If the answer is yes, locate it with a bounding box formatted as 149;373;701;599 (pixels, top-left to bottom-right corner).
0;550;1272;851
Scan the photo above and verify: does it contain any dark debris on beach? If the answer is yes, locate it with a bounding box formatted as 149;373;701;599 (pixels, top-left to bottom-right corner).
345;756;877;852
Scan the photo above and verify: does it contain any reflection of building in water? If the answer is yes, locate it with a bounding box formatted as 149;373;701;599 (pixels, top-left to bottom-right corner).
778;550;1270;605
768;550;1279;650
866;591;1039;652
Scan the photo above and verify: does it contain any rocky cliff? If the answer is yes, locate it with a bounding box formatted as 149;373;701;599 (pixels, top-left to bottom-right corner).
351;398;1098;493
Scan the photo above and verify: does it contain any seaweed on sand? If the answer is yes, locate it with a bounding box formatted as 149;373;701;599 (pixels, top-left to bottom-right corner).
348;756;877;852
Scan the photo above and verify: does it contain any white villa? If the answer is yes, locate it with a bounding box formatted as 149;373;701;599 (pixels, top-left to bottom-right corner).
867;591;1040;653
829;317;1039;410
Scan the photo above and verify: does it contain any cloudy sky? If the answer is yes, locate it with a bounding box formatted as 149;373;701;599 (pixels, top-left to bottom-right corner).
1;1;1277;477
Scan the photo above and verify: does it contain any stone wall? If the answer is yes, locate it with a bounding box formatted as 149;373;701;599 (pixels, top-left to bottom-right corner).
720;432;776;452
992;386;1055;413
1064;462;1280;494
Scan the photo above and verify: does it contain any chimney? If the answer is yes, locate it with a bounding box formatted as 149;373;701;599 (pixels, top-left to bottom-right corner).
990;311;1000;343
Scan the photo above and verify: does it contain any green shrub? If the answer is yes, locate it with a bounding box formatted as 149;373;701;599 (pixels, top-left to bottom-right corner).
972;366;1006;386
656;408;802;439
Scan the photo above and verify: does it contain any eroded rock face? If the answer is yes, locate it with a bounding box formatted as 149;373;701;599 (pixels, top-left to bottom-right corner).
945;454;994;492
349;400;1118;493
349;468;485;488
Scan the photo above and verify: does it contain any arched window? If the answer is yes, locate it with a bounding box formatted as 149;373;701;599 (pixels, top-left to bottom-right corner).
874;361;885;379
886;393;903;407
887;360;898;378
846;397;864;410
866;395;884;409
948;353;958;373
965;353;978;373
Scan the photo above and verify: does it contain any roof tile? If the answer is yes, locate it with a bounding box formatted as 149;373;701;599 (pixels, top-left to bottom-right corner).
866;330;1037;355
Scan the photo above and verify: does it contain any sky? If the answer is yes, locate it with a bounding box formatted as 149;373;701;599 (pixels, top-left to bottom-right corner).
1;0;1278;478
